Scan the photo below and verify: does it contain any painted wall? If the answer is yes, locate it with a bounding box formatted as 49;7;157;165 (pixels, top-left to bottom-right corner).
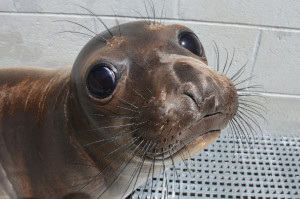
0;0;299;136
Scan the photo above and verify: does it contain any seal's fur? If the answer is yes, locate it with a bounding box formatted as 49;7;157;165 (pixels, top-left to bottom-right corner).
0;20;264;198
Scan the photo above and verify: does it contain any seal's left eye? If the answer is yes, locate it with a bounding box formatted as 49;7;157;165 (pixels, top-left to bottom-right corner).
179;33;204;57
87;64;116;99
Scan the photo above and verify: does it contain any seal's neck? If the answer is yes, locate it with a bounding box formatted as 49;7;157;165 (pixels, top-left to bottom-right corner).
0;67;71;124
0;67;101;198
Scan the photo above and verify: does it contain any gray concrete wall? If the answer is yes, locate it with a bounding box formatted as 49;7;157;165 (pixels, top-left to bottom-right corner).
0;0;299;136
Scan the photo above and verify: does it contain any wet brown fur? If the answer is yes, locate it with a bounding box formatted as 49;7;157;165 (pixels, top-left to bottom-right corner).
0;21;238;198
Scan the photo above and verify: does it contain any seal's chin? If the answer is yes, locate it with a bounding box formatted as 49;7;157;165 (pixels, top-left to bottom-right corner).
161;113;227;162
172;130;221;160
144;112;227;165
153;130;221;164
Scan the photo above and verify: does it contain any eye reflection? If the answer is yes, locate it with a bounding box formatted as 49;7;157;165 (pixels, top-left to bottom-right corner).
87;64;116;99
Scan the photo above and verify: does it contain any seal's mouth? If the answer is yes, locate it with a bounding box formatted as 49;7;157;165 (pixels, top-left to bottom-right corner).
153;129;221;162
145;113;226;164
164;129;221;161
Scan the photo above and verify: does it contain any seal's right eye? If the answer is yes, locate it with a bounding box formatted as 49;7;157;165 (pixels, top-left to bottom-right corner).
86;64;116;99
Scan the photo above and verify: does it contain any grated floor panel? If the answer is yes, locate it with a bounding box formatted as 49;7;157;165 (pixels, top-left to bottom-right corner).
130;133;300;199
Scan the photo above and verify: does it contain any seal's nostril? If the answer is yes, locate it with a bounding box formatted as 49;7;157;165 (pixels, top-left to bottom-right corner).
184;92;198;106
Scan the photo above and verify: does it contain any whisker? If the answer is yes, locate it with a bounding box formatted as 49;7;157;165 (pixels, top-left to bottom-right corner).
222;47;229;74
177;147;192;176
150;147;157;199
147;0;156;25
147;127;169;197
54;20;107;42
239;98;266;107
85;120;149;132
231;61;248;82
132;129;159;197
225;48;236;75
119;81;150;103
130;140;153;195
238;109;263;134
161;138;168;199
116;96;139;109
144;0;151;25
239;105;266;122
237;85;263;91
159;0;166;25
227;121;238;153
100;137;139;160
75;4;114;38
211;41;218;71
212;41;220;71
234;75;255;87
97;139;147;199
141;149;156;198
239;99;265;111
140;54;151;70
112;9;122;37
131;8;149;24
169;147;181;199
176;142;193;176
146;87;153;95
107;104;140;113
230;119;246;150
232;117;251;146
90;114;138;120
238;92;267;100
54;31;94;39
77;135;142;192
77;128;141;149
126;51;149;71
239;102;267;115
91;88;141;110
121;140;151;198
236;113;257;142
168;148;180;179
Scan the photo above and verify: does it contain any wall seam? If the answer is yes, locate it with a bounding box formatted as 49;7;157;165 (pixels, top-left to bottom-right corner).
175;0;179;19
11;0;17;12
247;29;263;89
1;11;300;32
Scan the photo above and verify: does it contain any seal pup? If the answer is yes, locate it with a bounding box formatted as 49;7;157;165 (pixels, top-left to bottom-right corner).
0;20;243;198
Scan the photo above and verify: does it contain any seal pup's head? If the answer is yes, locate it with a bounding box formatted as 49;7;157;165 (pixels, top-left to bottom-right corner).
69;21;238;197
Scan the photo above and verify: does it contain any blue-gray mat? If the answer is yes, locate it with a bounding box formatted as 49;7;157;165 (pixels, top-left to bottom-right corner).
131;133;300;199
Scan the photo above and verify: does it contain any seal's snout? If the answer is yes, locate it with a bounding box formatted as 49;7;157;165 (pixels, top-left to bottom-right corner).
139;57;238;162
142;60;240;162
174;62;238;120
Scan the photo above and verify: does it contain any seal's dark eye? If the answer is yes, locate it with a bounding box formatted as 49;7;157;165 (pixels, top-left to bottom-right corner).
179;33;204;57
87;64;116;99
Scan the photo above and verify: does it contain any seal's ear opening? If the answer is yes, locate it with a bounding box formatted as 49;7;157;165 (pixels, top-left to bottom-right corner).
86;62;117;99
179;32;205;57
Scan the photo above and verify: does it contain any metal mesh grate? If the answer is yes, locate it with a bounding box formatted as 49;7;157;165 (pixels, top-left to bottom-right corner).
130;133;300;199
